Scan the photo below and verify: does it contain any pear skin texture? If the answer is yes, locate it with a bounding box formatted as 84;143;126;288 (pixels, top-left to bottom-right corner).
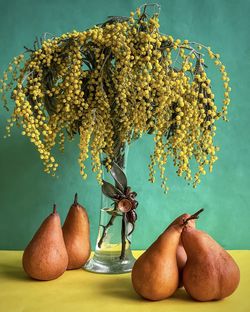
181;226;240;301
167;214;196;287
131;224;182;301
22;211;68;281
62;202;91;269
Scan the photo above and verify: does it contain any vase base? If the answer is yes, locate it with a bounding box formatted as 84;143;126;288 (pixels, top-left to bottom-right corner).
83;250;136;274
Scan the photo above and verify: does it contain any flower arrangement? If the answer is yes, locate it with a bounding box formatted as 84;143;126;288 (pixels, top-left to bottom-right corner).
0;4;230;193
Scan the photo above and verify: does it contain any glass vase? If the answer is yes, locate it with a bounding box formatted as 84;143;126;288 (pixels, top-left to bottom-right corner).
84;145;136;274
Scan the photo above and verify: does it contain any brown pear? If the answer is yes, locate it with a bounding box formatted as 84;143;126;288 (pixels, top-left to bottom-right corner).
167;213;196;287
131;220;185;300
62;194;91;269
22;204;68;281
181;226;240;301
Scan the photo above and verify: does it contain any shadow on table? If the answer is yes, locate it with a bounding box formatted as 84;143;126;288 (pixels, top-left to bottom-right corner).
171;288;193;302
97;276;141;301
96;276;193;302
0;263;29;281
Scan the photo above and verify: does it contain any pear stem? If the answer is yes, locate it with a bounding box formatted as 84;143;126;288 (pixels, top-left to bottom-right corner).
183;208;204;225
74;193;78;205
53;204;56;214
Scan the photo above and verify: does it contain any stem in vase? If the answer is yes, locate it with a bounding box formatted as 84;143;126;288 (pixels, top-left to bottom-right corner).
98;214;116;248
120;214;126;260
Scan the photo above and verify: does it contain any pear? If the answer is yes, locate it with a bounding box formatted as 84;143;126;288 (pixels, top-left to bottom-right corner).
62;193;91;269
131;210;203;300
132;216;188;300
181;226;240;301
22;204;68;281
167;213;196;287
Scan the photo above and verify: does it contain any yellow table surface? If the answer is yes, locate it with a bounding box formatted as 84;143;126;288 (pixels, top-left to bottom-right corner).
0;250;249;312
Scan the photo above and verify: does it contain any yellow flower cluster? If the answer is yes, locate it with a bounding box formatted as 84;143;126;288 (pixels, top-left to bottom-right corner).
0;6;231;191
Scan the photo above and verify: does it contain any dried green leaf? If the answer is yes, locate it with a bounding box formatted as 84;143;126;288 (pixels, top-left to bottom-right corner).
110;162;127;192
99;16;130;27
102;208;122;216
102;179;123;199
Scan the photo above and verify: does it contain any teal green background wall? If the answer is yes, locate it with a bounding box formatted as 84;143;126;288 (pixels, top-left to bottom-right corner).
0;0;249;250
